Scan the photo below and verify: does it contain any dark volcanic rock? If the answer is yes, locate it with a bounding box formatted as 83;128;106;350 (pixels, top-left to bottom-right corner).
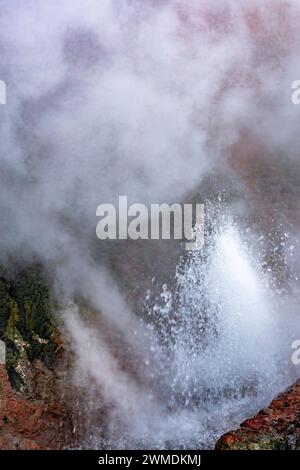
216;380;300;450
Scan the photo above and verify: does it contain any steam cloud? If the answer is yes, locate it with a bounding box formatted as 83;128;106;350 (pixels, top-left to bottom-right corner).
0;0;300;449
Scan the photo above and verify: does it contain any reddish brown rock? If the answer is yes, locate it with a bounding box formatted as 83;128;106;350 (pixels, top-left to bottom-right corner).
216;380;300;450
0;364;70;450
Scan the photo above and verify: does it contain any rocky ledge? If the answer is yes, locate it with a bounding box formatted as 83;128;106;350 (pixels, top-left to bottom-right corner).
216;380;300;450
0;363;70;449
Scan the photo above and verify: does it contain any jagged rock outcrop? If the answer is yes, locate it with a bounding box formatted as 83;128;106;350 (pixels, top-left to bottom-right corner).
216;380;300;450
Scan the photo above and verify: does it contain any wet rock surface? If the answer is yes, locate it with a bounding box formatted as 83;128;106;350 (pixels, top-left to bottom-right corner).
216;380;300;450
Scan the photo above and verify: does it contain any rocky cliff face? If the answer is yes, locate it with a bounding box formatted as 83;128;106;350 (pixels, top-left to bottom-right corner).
216;380;300;450
0;363;70;449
